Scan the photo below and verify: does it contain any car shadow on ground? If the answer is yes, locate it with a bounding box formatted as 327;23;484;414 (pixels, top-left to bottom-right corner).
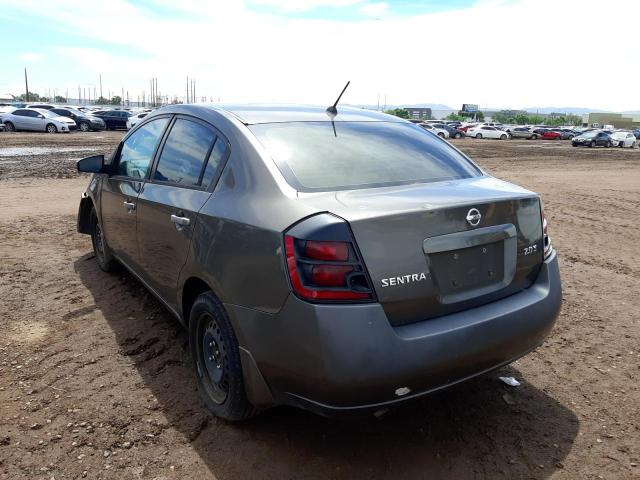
75;253;578;479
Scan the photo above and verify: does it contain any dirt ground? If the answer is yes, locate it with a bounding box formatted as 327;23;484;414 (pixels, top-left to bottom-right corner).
0;131;638;480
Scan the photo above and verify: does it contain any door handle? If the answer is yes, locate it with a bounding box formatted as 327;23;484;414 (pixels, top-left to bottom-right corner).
170;214;190;227
123;200;136;212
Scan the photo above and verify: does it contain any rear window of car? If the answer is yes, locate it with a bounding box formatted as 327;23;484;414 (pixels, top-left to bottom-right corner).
249;121;480;192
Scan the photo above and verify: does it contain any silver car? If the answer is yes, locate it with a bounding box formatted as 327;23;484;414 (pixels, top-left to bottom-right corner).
2;108;76;133
77;105;562;420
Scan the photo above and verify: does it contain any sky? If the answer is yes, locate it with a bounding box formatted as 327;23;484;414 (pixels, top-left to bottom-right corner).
1;0;639;111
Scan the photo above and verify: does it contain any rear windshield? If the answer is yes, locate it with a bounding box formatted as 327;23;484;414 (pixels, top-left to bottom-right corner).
249;121;481;191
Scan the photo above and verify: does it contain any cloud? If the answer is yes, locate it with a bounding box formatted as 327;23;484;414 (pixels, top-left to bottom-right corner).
2;0;640;111
249;0;365;12
19;52;43;62
358;2;387;17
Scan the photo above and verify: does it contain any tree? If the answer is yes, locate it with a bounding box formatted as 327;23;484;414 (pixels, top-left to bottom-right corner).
446;113;466;121
95;96;110;105
109;96;122;106
16;92;41;102
54;95;67;103
384;108;410;119
40;97;50;102
514;114;529;125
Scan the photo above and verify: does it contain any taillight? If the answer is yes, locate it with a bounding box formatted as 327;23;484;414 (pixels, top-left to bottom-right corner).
284;235;374;302
541;205;552;258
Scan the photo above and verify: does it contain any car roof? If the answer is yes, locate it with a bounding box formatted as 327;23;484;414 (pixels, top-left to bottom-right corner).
161;104;404;125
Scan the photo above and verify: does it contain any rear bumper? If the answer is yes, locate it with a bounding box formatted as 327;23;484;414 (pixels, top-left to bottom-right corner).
228;251;562;417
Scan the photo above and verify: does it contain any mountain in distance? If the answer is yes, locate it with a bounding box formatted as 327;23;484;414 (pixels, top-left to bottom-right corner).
521;106;610;115
350;103;455;111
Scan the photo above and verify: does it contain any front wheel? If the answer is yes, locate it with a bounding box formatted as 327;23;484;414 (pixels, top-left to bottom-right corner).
437;132;445;138
454;132;462;139
46;123;57;134
475;133;482;139
606;141;612;148
190;292;257;421
500;134;507;140
90;208;116;272
79;122;90;132
590;141;596;148
531;134;537;140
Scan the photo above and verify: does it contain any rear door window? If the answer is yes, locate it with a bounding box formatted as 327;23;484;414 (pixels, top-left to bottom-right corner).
249;121;480;192
117;117;169;178
153;118;216;186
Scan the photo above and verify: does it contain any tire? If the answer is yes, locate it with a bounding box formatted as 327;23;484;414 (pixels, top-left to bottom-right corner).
79;122;90;132
189;291;257;421
437;132;445;138
4;121;15;132
46;123;57;134
90;208;116;272
619;142;624;148
454;132;462;139
589;141;596;148
500;134;507;140
606;141;612;148
531;134;537;140
475;133;482;139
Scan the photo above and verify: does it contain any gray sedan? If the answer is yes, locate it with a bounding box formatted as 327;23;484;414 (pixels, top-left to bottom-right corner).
2;108;76;133
510;127;538;139
77;104;561;420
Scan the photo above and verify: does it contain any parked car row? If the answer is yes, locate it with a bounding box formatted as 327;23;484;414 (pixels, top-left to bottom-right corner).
0;103;155;133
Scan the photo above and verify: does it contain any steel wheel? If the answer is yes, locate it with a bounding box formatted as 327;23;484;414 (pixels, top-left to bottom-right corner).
198;314;230;404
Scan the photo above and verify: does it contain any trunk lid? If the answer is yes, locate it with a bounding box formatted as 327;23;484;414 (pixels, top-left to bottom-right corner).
299;176;544;326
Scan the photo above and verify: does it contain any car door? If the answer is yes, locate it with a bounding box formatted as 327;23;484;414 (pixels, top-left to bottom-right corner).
596;132;607;146
8;110;28;129
136;116;228;309
25;110;45;131
99;116;171;270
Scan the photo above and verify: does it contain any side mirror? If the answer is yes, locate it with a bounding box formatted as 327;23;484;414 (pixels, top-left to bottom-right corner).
77;155;106;173
38;115;44;119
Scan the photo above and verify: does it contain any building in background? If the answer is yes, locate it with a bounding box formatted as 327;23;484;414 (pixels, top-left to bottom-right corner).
581;112;640;129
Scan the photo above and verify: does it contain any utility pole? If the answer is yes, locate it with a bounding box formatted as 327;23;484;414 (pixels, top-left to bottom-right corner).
24;68;30;102
99;74;103;100
186;76;189;103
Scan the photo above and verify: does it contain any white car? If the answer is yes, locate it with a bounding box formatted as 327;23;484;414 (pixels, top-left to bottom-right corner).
467;125;510;140
0;105;16;124
2;108;76;133
126;111;149;129
610;131;636;148
418;123;450;138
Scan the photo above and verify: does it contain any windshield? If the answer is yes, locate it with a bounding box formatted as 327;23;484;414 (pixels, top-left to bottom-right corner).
581;131;599;138
249;121;481;192
34;109;58;118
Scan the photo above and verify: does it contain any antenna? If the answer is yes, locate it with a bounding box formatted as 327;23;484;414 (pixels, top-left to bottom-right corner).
326;81;350;116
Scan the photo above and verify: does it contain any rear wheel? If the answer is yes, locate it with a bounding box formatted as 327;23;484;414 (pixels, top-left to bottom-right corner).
90;208;116;272
475;133;482;139
531;134;537;140
46;123;57;134
189;292;257;421
79;122;90;132
590;141;596;148
4;121;15;132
